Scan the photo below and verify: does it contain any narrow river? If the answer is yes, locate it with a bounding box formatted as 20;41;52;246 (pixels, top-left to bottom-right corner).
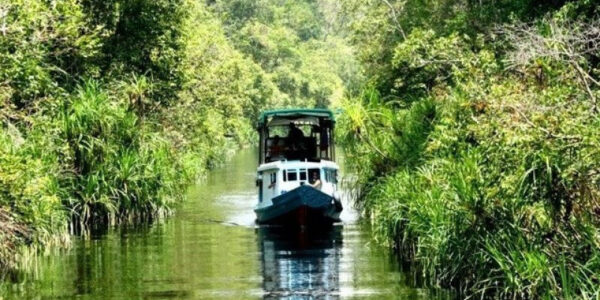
3;149;446;299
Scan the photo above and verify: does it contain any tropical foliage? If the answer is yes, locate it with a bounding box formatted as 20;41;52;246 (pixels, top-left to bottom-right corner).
3;0;599;297
0;0;355;272
338;0;600;298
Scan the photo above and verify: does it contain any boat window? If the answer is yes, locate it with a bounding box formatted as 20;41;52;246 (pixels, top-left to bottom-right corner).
283;170;287;182
270;172;276;184
269;126;290;138
323;169;337;183
308;168;320;183
299;169;307;181
287;169;298;181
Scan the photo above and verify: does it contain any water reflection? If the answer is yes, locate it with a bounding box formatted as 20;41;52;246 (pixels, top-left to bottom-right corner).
1;148;448;299
259;226;343;299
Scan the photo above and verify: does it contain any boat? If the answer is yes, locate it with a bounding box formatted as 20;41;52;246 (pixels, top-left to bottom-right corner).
254;109;343;226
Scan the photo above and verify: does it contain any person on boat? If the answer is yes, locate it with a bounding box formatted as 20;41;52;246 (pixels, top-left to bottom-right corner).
288;123;304;141
287;123;305;159
309;171;322;190
269;135;285;160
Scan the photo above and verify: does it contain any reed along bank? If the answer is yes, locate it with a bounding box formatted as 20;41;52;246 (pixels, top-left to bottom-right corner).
0;0;358;274
337;1;600;298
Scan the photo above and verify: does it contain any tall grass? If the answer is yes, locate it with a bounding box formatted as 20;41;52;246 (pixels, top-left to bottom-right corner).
57;81;185;226
1;0;348;276
0;76;239;272
339;52;600;298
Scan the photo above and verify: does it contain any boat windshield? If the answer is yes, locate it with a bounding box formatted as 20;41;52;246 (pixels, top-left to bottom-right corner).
258;115;335;163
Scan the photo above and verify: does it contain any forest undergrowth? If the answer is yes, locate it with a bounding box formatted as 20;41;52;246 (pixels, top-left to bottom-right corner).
338;1;600;298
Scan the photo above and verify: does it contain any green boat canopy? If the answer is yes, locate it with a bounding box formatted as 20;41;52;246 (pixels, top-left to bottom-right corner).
257;108;335;128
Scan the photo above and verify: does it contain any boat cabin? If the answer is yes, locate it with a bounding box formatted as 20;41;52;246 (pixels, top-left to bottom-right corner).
254;109;342;219
257;109;336;164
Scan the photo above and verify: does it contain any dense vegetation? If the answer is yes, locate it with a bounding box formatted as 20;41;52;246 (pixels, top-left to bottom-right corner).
209;0;361;107
3;0;599;297
0;0;354;272
338;0;600;298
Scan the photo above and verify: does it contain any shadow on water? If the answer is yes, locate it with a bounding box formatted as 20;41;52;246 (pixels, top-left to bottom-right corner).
0;148;451;299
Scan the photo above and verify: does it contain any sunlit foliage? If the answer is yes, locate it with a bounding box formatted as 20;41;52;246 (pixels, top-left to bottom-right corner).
208;0;360;108
338;0;600;298
0;0;358;273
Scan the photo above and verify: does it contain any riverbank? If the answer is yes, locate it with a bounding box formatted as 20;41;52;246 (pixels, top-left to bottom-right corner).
338;1;600;298
0;0;357;274
1;148;444;299
0;0;252;272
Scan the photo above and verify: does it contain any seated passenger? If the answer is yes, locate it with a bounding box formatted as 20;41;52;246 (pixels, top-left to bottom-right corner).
287;123;306;159
287;123;304;142
309;171;322;190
